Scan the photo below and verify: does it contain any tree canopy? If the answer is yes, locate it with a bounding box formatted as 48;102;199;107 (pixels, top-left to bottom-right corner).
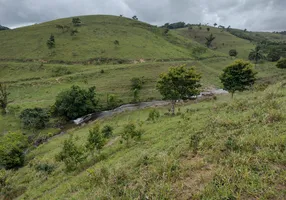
156;65;201;114
53;86;98;120
220;60;257;98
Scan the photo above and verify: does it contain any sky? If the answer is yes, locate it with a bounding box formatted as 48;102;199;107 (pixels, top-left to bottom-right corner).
0;0;285;31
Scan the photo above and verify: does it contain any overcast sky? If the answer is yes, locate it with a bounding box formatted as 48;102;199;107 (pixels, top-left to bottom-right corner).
0;0;285;31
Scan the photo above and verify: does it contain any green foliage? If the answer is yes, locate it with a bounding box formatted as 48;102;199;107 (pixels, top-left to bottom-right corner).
55;135;85;171
147;109;160;122
72;17;81;26
205;33;216;48
86;125;106;153
248;46;264;64
190;133;201;154
114;40;119;45
132;16;138;20
130;77;145;90
51;67;72;77
0;83;9;115
207;27;210;32
101;125;114;138
106;94;122;109
20;108;50;129
53;85;98;120
229;49;238;57
276;58;286;69
70;29;79;36
46;34;55;49
267;50;280;62
162;22;186;29
192;46;207;59
220;60;257;97
121;123;143;145
156;65;201;114
0;132;28;169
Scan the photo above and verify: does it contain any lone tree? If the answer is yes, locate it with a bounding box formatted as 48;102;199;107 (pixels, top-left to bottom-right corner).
0;83;10;114
53;86;99;120
220;60;257;98
229;49;238;58
156;65;201;115
130;77;145;103
46;34;55;49
132;16;138;20
72;17;81;26
205;33;216;48
249;46;264;66
207;27;210;32
214;23;217;27
276;58;286;69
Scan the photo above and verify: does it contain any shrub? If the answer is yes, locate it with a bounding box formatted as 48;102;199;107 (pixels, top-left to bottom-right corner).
20;108;50;129
55;135;86;171
121;123;144;145
276;58;286;69
130;77;145;90
267;50;280;62
147;109;160;122
34;162;55;174
229;49;238;57
86;125;106;153
53;85;99;120
102;125;114;138
107;94;122;109
51;67;71;77
0;132;28;169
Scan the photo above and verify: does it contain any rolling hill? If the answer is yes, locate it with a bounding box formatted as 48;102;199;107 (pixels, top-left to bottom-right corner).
0;14;286;200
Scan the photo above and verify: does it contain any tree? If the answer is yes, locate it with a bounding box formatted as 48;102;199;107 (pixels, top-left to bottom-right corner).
276;58;286;69
207;27;210;32
106;94;122;109
220;60;257;98
214;23;217;27
0;132;28;169
205;33;216;48
164;28;169;35
156;65;201;115
132;16;138;20
249;46;264;66
55;135;85;171
20;108;50;129
55;24;64;32
267;50;280;62
229;49;238;58
53;86;99;120
227;25;231;31
86;125;106;154
114;40;120;45
244;29;247;32
46;34;55;49
72;17;81;26
0;83;10;114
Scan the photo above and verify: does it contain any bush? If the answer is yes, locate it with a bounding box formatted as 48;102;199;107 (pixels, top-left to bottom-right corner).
86;125;106;153
120;123;144;145
51;67;71;77
267;50;280;62
53;85;99;120
0;132;28;169
147;109;160;122
20;108;50;129
276;58;286;69
229;49;238;57
106;94;122;109
130;77;145;90
55;135;86;171
102;125;114;138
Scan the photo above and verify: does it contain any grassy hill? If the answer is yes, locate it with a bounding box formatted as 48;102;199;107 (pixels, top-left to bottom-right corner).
174;26;255;59
0;15;286;200
1;82;286;199
0;15;221;62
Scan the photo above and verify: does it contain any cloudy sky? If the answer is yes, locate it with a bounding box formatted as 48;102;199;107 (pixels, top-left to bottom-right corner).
0;0;285;31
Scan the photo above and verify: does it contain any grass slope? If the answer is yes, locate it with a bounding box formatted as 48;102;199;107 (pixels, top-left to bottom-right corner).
2;82;286;199
0;15;220;62
175;26;256;59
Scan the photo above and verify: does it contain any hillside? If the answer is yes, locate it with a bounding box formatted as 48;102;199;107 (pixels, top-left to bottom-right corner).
0;14;286;200
0;15;221;63
1;82;286;199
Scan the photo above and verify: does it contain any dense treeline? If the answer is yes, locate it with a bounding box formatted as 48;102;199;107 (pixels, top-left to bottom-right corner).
0;25;9;31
